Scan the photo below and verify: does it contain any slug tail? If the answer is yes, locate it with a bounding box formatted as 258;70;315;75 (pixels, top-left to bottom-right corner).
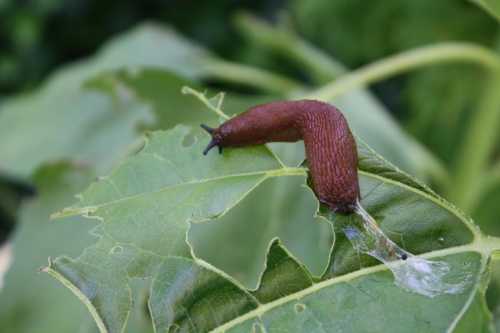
200;123;214;134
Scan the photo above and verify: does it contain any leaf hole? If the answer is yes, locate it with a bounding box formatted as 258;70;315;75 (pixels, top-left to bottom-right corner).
111;246;123;254
187;176;327;288
181;131;197;148
294;303;306;313
252;323;265;333
182;126;211;149
168;324;179;333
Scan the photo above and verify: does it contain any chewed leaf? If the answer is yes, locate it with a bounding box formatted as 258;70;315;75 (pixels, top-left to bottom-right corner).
181;86;229;120
46;124;500;332
253;238;314;303
46;125;284;332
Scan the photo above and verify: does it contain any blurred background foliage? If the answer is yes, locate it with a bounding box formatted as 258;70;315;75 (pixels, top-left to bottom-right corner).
1;0;500;332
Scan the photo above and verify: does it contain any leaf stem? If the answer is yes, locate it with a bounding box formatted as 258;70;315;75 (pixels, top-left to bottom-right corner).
202;61;307;94
487;160;500;193
234;12;346;83
450;72;500;212
307;43;500;101
267;167;307;178
469;0;500;23
181;86;230;120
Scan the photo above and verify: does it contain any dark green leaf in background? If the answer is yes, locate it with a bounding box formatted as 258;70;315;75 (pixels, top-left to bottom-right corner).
0;90;153;179
471;0;500;22
84;69;279;139
289;0;499;164
0;22;219;179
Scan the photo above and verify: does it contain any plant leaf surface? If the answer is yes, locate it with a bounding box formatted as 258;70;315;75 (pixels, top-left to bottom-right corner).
46;126;500;332
0;164;153;333
0;22;216;178
47;125;286;332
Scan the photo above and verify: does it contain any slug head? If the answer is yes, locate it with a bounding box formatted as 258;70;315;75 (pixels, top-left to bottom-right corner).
200;124;223;155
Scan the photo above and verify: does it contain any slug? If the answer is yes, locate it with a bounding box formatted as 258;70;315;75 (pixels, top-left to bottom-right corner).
200;100;359;215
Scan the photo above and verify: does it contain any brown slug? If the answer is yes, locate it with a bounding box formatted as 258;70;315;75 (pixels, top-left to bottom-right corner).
200;100;359;215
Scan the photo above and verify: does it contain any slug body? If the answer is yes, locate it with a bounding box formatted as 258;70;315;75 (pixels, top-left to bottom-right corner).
201;100;359;215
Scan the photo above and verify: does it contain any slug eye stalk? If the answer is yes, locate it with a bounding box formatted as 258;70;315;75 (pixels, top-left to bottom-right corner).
200;123;214;134
200;124;222;155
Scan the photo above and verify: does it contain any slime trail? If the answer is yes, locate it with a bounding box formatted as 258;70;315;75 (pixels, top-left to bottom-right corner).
332;200;474;297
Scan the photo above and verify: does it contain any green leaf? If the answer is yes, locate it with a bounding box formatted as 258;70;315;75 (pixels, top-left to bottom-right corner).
453;261;494;333
0;90;153;179
0;22;219;179
84;69;219;137
217;253;490;332
319;139;476;279
46;121;500;332
188;161;330;288
83;69;281;146
0;163;152;333
471;0;500;23
253;238;314;304
46;125;295;332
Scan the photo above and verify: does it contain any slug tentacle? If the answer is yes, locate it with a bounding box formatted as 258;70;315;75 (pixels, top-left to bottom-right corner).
200;100;359;214
202;138;219;155
200;123;214;134
201;124;223;155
